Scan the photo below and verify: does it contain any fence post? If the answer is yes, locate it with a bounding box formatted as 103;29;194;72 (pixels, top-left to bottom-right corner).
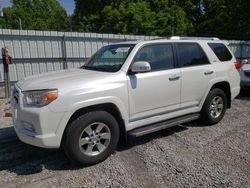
3;63;11;98
1;47;11;98
62;35;68;69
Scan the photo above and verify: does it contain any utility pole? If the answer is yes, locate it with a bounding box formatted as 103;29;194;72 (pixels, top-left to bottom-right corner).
18;17;22;30
169;0;175;36
0;6;3;17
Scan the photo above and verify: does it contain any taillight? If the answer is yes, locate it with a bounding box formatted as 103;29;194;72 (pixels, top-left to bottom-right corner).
234;60;241;70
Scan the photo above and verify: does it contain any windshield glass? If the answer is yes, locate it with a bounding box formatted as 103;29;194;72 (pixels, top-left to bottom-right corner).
82;44;135;72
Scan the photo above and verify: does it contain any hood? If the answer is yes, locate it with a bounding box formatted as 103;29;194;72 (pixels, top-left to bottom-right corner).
16;68;118;92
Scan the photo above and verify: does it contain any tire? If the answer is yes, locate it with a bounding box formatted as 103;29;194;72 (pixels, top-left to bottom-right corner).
200;88;227;125
63;111;119;166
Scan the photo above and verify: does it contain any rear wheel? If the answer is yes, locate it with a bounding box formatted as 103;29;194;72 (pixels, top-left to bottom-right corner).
64;111;119;165
201;88;227;125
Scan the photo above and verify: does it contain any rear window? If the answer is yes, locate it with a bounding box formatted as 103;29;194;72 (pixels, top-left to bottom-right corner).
177;43;209;67
208;43;232;61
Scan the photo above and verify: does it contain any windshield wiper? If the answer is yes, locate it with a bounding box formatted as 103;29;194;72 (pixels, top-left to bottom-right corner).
82;65;109;72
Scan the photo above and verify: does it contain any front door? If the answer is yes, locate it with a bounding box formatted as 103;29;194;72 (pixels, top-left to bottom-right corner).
127;43;181;121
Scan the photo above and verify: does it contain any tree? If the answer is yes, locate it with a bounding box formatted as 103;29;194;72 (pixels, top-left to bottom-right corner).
195;0;250;39
0;0;69;31
72;0;112;32
100;2;155;35
73;0;193;36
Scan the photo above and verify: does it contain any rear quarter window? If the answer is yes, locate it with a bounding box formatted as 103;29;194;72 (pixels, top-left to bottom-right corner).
208;43;232;61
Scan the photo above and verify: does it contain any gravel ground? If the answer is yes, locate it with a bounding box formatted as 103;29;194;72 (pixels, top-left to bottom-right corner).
0;91;249;188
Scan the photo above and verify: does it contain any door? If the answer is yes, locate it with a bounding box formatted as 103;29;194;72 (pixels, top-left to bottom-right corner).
127;43;181;121
176;43;216;108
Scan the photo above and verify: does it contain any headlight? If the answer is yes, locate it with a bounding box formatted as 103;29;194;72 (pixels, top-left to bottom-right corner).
23;89;58;107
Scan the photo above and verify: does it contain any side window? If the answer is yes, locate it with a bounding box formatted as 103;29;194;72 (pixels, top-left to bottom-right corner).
208;43;232;61
177;43;210;67
134;44;174;71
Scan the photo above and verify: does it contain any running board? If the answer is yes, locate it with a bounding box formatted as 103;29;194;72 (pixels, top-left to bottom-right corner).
128;113;200;137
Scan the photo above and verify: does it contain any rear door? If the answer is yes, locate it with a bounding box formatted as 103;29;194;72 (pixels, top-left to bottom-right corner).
176;43;216;108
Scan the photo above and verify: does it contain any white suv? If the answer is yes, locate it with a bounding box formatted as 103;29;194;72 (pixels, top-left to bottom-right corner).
11;37;240;165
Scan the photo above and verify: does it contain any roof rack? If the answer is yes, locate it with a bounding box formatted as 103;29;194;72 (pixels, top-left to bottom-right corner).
150;37;167;40
168;36;220;41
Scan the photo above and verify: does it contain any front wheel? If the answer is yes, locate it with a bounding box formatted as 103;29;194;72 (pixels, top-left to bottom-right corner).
200;88;227;125
63;111;120;166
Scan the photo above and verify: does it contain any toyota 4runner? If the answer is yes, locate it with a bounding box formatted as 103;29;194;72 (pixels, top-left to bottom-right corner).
11;37;240;165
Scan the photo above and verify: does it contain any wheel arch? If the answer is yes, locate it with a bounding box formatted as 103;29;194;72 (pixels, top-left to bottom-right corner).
61;103;127;147
210;81;231;108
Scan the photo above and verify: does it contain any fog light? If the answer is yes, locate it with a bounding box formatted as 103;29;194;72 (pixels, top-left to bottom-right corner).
22;121;35;132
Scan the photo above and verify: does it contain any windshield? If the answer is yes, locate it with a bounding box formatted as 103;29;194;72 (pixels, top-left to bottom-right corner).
82;44;135;72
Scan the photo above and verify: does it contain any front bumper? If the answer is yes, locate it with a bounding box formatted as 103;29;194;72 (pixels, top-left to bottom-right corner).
11;86;66;149
14;126;61;148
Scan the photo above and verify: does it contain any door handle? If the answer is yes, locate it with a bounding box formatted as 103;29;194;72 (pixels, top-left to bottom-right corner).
169;75;180;81
204;70;214;75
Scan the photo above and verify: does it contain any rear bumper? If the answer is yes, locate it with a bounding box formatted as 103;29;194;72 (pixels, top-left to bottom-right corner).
231;86;240;100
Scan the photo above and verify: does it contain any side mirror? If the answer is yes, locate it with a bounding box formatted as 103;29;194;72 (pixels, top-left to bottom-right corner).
241;59;249;65
131;61;151;73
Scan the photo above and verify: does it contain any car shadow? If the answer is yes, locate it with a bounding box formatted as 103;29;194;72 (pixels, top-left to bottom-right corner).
1;123;199;176
0;127;82;175
120;125;189;151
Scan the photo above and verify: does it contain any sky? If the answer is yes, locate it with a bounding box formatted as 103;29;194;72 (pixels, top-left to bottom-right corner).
0;0;76;15
59;0;75;15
